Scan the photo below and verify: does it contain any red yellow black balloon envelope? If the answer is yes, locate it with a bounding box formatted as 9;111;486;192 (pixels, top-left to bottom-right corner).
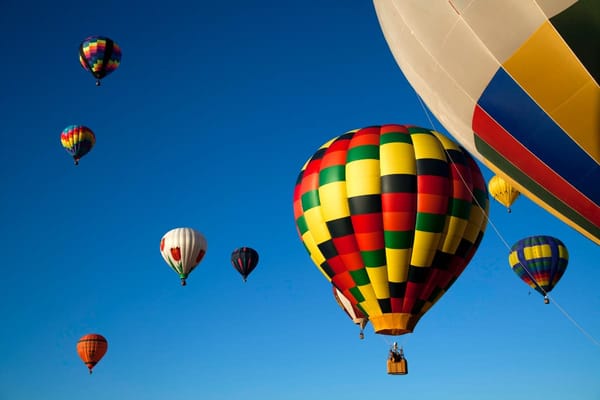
230;247;259;282
60;125;95;166
508;235;569;304
79;35;122;86
77;334;108;374
373;1;600;245
293;124;489;337
160;227;207;286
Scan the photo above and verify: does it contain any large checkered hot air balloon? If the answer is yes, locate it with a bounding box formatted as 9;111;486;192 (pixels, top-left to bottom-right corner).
509;235;569;304
79;35;122;86
293;124;489;340
373;0;599;245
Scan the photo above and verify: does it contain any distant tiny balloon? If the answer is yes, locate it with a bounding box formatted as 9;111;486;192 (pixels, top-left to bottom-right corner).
488;175;520;212
77;333;108;374
230;247;259;282
160;227;207;286
509;235;569;304
60;125;95;165
79;36;122;86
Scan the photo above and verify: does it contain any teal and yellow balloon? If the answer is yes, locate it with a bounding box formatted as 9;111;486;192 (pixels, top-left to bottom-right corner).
79;36;122;86
509;235;569;304
60;125;95;165
293;124;489;336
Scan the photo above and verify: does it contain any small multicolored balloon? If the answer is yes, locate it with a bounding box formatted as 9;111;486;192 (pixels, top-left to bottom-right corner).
509;235;569;304
60;125;95;165
79;35;122;86
77;333;108;374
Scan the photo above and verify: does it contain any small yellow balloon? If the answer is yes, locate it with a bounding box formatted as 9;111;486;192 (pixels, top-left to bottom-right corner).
488;175;520;212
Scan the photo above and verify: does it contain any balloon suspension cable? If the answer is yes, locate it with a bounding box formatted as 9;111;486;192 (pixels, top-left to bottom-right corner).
377;330;403;349
414;92;600;348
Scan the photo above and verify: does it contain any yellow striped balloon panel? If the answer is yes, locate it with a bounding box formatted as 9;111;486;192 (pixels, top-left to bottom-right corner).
293;124;489;336
508;235;569;296
373;0;600;245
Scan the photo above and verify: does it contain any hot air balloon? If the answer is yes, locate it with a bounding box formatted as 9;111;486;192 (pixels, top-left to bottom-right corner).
60;125;95;165
509;235;569;304
488;175;520;212
373;0;600;245
231;247;259;282
160;227;207;286
79;36;122;86
333;286;368;339
77;333;108;374
293;125;489;357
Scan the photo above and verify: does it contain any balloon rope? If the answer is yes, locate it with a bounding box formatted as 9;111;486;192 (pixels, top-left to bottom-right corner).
548;296;600;347
414;92;600;348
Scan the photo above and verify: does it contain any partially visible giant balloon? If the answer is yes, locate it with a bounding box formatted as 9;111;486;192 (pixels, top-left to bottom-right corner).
160;227;207;286
60;125;95;165
333;286;368;339
79;36;122;86
77;333;108;374
293;124;489;336
231;247;259;282
373;0;600;244
488;175;520;212
509;235;569;304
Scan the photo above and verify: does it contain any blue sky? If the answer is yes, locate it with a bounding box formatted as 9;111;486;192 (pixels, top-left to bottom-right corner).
1;1;598;399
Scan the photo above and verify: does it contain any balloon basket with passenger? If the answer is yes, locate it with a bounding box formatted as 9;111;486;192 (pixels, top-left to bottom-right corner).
387;342;408;375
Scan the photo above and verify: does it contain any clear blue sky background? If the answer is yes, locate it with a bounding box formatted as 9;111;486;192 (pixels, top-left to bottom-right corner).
1;1;599;399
